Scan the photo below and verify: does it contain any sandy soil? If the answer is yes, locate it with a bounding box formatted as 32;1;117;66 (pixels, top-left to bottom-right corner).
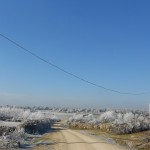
32;122;128;150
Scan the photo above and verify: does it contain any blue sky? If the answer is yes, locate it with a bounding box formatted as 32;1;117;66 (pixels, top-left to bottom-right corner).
0;0;150;110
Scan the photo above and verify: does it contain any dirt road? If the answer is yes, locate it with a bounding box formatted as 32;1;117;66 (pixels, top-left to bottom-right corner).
34;123;128;150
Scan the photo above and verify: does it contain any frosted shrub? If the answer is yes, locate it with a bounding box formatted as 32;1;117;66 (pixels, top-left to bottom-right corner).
88;119;99;125
123;112;134;123
69;114;84;122
23;119;52;134
84;114;94;122
0;107;24;121
137;116;145;122
1;131;25;148
113;112;150;134
68;110;150;134
68;114;96;124
0;107;51;121
21;110;31;120
84;114;99;124
27;111;45;120
51;115;60;122
114;112;134;124
99;111;117;123
113;113;123;124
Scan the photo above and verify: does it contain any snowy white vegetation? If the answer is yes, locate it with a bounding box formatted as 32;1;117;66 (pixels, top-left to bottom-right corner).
0;106;52;121
0;106;57;148
99;111;117;123
68;111;150;134
0;130;25;148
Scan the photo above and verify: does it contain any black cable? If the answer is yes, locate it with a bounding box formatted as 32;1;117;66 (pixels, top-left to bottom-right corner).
0;33;149;95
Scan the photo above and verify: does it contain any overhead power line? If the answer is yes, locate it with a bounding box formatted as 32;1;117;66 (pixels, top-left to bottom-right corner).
0;33;149;95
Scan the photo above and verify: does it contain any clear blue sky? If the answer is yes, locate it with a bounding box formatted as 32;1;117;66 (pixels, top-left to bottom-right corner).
0;0;150;110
